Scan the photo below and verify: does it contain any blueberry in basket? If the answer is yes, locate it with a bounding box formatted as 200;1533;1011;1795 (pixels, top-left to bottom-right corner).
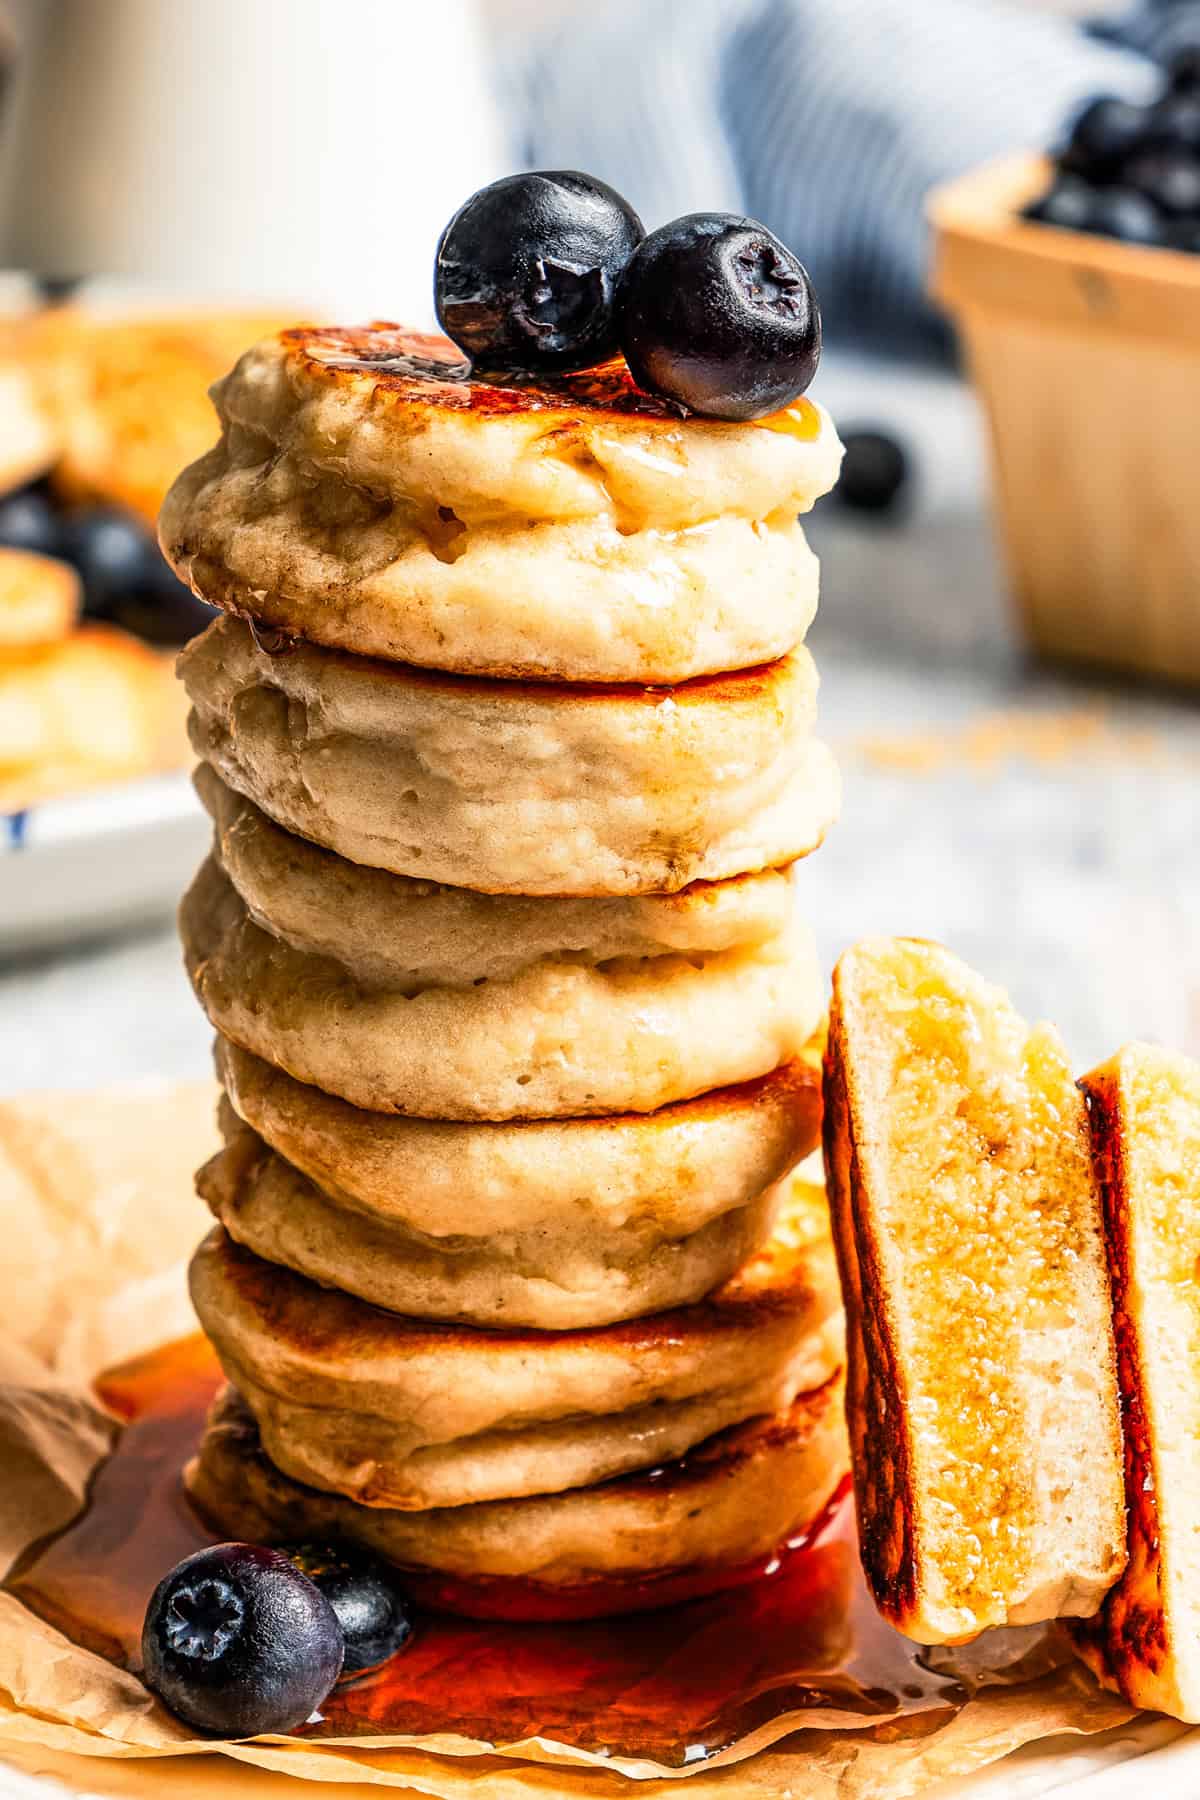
435;169;644;374
285;1543;415;1676
616;213;821;421
142;1543;344;1736
1024;64;1200;252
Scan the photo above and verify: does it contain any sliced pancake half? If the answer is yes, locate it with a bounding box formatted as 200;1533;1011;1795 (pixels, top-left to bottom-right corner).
824;937;1124;1645
1074;1043;1200;1721
188;1177;844;1512
180;615;839;897
186;1374;848;1620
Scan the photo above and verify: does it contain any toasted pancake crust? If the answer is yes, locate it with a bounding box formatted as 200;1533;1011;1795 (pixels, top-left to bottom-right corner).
187;1376;848;1601
216;1038;821;1245
188;1181;843;1509
197;764;803;989
1074;1045;1200;1721
200;1102;791;1331
180;617;838;896
181;858;823;1120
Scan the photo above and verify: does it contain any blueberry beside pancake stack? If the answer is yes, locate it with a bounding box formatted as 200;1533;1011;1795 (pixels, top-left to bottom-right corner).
164;181;849;1621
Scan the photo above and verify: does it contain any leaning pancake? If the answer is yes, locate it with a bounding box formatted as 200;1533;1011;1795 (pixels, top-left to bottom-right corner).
216;1039;821;1251
182;859;822;1118
187;1375;848;1619
199;1090;813;1328
180;617;838;896
188;1181;843;1510
197;764;802;988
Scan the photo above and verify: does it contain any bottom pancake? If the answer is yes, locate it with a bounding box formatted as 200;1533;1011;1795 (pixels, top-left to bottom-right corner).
186;1376;849;1620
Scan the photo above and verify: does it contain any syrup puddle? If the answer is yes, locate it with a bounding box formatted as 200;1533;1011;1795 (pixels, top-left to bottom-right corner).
5;1335;1069;1770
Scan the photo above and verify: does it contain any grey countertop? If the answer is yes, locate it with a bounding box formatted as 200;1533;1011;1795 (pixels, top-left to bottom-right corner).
2;354;1197;1093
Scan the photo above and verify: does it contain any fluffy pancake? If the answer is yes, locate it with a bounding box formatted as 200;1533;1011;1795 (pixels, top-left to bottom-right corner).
0;549;79;651
0;624;169;812
187;1376;848;1614
182;859;823;1119
188;1180;843;1510
180;617;838;896
199;1086;814;1328
33;307;293;526
0;348;56;494
169;323;842;532
216;1038;821;1250
162;469;826;688
197;763;802;988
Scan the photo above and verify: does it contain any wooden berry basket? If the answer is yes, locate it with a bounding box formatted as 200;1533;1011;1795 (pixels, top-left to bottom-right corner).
930;154;1200;685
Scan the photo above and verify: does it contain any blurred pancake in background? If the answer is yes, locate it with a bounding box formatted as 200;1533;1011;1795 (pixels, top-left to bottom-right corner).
0;548;78;651
0;317;57;496
31;307;293;528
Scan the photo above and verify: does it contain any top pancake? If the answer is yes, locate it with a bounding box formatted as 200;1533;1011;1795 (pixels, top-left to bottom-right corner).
159;325;843;684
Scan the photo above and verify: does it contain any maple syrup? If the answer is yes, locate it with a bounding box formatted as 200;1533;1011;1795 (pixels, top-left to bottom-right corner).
6;1334;1070;1769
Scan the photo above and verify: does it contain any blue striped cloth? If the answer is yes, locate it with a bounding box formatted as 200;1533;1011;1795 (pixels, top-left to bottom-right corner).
505;0;1170;353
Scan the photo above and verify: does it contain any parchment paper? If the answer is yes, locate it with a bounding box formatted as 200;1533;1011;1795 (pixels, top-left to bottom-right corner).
0;1081;1142;1796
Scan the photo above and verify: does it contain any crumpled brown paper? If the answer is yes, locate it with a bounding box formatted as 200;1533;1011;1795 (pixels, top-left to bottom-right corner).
0;1081;1161;1796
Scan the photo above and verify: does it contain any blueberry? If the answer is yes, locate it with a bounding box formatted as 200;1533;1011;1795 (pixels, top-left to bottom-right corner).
142;1544;343;1737
1168;46;1200;95
435;171;643;375
1147;94;1200;155
1060;96;1152;178
1023;175;1096;232
1089;186;1166;246
285;1544;414;1677
835;430;909;514
1170;216;1200;253
616;214;820;421
61;508;155;617
61;508;215;640
1124;149;1200;218
0;486;65;559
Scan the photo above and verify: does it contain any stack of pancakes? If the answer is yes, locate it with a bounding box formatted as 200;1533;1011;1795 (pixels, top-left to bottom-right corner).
166;324;849;1619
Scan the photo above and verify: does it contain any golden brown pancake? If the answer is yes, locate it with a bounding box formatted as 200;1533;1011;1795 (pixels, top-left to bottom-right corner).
181;858;823;1119
180;616;839;896
160;326;841;684
188;1178;844;1510
33;307;295;526
187;1376;848;1615
0;624;171;812
0;549;79;651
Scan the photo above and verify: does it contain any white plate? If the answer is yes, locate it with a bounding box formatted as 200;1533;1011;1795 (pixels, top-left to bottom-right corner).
0;773;208;956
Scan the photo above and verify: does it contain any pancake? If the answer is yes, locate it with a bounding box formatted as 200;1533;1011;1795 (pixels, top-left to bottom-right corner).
0;353;56;494
182;859;823;1119
33;307;294;526
199;1088;812;1328
188;1180;844;1510
180;616;839;896
166;323;841;532
187;1375;847;1616
0;549;79;651
216;1039;821;1251
0;624;169;812
196;763;801;988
